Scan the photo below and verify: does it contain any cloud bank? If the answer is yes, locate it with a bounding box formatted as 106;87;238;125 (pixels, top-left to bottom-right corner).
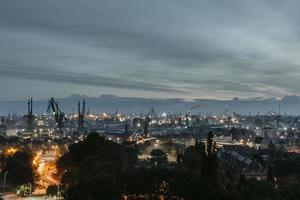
1;0;300;100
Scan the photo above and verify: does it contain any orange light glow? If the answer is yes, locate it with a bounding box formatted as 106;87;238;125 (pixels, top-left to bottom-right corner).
5;147;18;156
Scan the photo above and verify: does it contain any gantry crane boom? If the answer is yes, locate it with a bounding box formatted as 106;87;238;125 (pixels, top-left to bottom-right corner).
47;97;65;130
26;97;34;132
77;99;85;132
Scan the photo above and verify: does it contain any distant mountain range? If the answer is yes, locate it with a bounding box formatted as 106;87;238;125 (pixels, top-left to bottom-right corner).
1;94;300;115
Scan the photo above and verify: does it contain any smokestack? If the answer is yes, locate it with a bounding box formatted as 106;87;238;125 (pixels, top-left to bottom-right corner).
78;101;80;115
279;103;281;116
186;114;189;127
144;123;148;135
30;97;33;115
125;124;128;134
83;99;86;114
28;98;30;115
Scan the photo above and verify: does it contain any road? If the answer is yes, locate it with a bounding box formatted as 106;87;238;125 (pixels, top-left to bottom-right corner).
2;193;18;200
34;151;59;195
1;150;61;199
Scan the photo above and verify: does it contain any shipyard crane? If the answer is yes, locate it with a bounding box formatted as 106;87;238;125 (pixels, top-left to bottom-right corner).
185;112;191;127
26;97;34;132
143;107;157;136
77;99;86;132
146;107;157;119
47;97;65;131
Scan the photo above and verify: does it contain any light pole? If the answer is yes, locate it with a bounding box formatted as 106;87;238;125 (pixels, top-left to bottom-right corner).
57;184;60;198
29;183;32;196
3;171;8;193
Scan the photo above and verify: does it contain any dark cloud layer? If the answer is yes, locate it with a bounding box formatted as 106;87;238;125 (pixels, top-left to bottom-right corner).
0;65;184;93
1;0;300;100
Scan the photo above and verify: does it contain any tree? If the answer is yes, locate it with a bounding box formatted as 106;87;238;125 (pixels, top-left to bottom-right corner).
207;131;214;156
176;151;183;165
46;185;58;196
202;132;218;179
57;132;138;200
229;127;239;141
150;149;168;167
2;151;37;188
183;145;202;171
18;184;31;197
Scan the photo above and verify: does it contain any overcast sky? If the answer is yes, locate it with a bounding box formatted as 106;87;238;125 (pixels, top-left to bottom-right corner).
1;0;300;100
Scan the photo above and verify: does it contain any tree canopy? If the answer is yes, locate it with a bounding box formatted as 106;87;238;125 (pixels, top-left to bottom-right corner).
2;150;37;188
56;132;300;200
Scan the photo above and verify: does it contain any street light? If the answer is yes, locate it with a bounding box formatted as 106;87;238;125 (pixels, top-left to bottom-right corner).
57;184;60;198
3;171;8;193
29;183;32;196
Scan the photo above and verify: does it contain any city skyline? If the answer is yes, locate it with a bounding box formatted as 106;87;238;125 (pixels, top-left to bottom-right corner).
2;1;300;200
1;0;300;100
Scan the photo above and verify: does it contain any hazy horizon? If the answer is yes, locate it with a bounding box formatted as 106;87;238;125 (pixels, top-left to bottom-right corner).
0;93;294;102
1;93;300;115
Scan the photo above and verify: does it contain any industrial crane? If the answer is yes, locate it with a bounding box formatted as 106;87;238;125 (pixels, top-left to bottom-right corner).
26;97;34;132
47;97;65;131
77;99;85;132
144;107;157;136
146;107;157;119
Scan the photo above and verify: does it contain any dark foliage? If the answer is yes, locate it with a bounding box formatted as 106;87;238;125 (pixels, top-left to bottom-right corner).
46;185;58;196
150;149;168;167
57;132;300;200
57;132;138;200
2;151;36;188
